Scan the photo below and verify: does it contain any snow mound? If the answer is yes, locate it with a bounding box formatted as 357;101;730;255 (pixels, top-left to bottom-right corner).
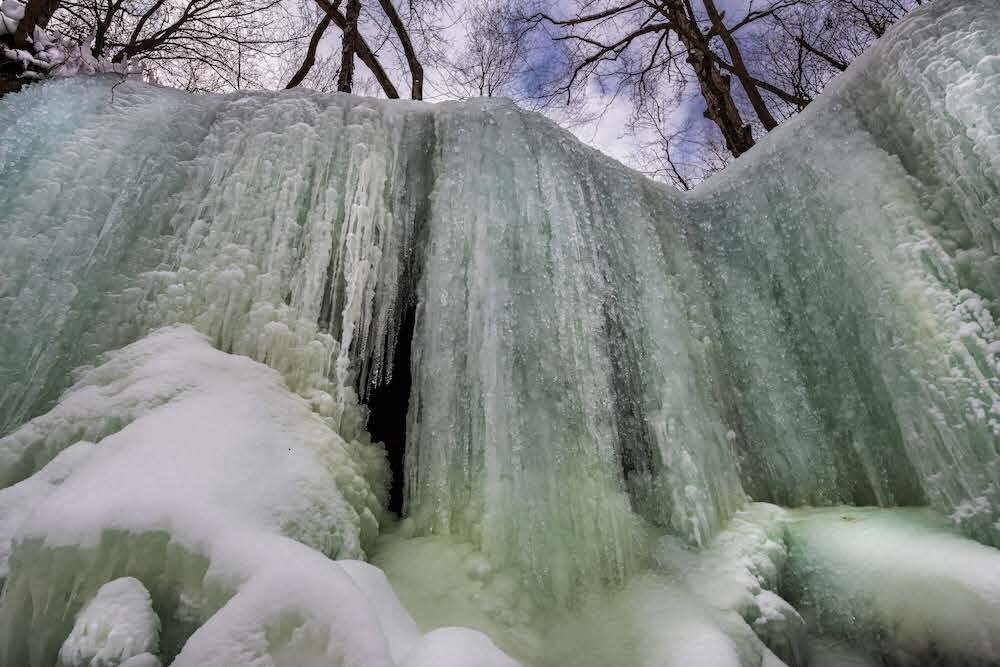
0;326;518;666
0;440;95;578
400;628;520;667
58;577;159;667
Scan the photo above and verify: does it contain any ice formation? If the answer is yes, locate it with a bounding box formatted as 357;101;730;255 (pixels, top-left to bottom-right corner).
2;0;131;89
58;577;160;667
0;0;998;664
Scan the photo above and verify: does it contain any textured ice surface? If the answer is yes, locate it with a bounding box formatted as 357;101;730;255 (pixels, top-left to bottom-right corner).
783;507;1000;664
377;505;1000;666
58;577;160;667
0;0;999;663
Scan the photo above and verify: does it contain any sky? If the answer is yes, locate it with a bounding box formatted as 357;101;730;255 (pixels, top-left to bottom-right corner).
193;0;813;173
412;0;759;169
326;0;667;167
490;0;752;164
175;0;760;172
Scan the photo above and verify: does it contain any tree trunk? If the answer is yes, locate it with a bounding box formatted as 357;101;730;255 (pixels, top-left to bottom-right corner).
286;11;335;88
337;0;360;93
668;0;754;157
701;0;778;131
12;0;59;48
0;63;22;96
1;0;60;96
92;0;126;58
376;0;422;99
314;0;400;98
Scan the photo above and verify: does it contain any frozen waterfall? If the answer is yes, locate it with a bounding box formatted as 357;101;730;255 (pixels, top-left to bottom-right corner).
0;0;998;665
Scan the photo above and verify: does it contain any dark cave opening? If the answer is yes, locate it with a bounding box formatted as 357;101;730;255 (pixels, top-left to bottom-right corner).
364;302;417;516
350;121;434;518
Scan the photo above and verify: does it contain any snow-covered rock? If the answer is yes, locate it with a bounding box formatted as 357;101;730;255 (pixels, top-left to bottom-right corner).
58;577;160;667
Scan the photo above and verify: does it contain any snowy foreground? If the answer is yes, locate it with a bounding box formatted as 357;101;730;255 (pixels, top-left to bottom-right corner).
1;0;998;665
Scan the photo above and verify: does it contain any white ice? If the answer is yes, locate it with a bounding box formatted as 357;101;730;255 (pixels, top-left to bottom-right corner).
58;577;160;667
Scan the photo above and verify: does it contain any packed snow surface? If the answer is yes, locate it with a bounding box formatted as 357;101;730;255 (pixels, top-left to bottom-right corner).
0;0;998;664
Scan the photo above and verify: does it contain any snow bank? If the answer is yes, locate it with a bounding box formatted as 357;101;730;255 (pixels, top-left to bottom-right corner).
0;440;94;577
0;327;517;666
400;628;520;667
58;577;160;667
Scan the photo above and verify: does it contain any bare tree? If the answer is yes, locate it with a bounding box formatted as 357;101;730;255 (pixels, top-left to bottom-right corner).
284;4;334;89
1;0;61;92
630;97;728;190
434;0;528;99
337;0;359;91
755;0;923;104
40;0;298;89
519;0;925;186
522;0;820;157
282;0;431;99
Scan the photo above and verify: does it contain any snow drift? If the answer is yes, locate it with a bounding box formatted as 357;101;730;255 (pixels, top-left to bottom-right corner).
0;0;997;664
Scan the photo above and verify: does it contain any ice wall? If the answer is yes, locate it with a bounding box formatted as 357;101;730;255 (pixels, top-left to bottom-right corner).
681;1;1000;544
0;0;997;633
